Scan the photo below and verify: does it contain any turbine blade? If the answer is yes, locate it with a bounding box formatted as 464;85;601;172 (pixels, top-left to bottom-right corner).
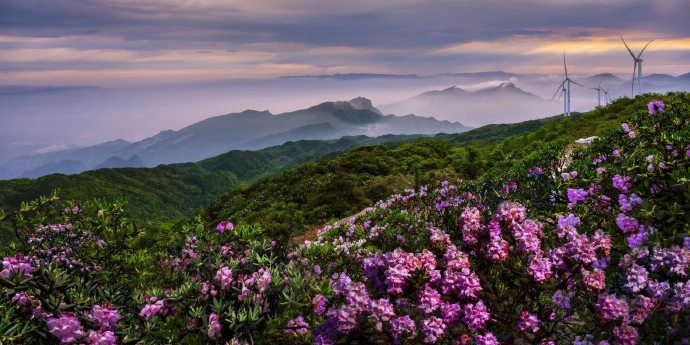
563;52;568;77
621;36;636;59
638;39;654;58
571;80;584;87
552;80;567;99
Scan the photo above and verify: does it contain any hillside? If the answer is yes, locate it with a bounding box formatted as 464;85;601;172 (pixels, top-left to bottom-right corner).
2;93;687;345
0;134;422;243
201;94;653;238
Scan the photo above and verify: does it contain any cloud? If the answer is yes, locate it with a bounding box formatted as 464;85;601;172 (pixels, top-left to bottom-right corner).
1;0;689;85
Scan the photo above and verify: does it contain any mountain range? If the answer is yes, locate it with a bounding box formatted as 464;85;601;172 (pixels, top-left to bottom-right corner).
0;97;468;179
379;82;563;127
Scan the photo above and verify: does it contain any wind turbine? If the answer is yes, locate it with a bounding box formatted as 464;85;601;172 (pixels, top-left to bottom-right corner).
552;53;582;116
603;87;612;106
591;77;603;106
621;36;653;97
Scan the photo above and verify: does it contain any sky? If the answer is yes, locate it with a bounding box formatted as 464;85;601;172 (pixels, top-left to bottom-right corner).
2;0;690;86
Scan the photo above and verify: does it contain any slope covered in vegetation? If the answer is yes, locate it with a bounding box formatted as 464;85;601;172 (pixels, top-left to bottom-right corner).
202;96;643;238
1;93;688;345
0;135;420;244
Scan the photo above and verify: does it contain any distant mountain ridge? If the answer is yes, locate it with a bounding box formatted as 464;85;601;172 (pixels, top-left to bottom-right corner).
0;98;468;179
380;82;562;127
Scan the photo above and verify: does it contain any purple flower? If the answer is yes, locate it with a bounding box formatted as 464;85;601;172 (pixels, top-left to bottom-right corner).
442;268;482;298
369;298;395;331
597;294;629;321
208;313;222;338
313;294;328;315
528;254;553;283
628;131;636;139
621;123;631;133
420;317;446;344
215;221;234;232
596;167;605;175
215;266;234;290
328;305;359;334
552;290;572;309
390;315;417;344
511;219;543;253
624;263;649;293
613;324;639;345
462;300;490;330
439;302;462;326
417;285;442;315
460;207;482;245
444;245;471;270
0;255;34;279
530;166;543;177
567;188;588;206
556;213;580;238
284;316;309;336
647;99;665;114
613;149;622;157
616;213;640;233
517;311;540;332
47;313;85;344
85;330;117;345
475;332;500;345
139;300;164;319
86;304;120;331
583;269;606;291
627;230;648;249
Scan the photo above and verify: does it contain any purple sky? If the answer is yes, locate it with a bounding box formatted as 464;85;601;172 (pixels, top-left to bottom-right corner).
1;0;689;86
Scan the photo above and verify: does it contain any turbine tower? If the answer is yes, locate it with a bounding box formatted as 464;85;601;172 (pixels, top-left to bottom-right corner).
603;87;612;106
621;36;653;97
591;77;603;106
552;53;582;116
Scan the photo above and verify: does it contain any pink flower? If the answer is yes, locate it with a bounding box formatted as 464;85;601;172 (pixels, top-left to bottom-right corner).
208;313;222;338
420;316;446;344
139;300;164;319
369;298;395;331
462;300;490;330
214;266;234;290
613;324;639;345
597;294;629;321
517;311;540;333
312;294;328;315
528;254;553;283
475;332;500;345
86;304;121;331
1;255;33;279
284;316;309;336
47;313;85;344
583;269;606;291
417;284;442;315
390;315;417;344
85;330;117;345
215;221;234;232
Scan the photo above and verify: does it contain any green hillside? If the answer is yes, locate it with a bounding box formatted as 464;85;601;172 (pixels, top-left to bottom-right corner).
202;95;653;238
2;93;688;345
0;135;420;243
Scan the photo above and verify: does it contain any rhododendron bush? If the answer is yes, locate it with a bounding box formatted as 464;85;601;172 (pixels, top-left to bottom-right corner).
1;93;689;344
